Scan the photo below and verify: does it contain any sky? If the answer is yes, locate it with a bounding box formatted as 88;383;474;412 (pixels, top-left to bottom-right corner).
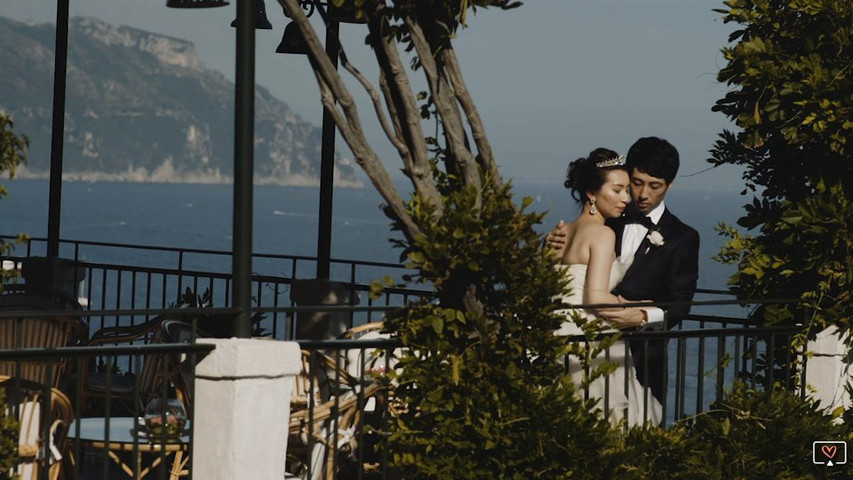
4;0;743;193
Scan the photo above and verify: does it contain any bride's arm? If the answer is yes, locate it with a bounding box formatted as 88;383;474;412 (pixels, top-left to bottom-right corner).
583;227;622;312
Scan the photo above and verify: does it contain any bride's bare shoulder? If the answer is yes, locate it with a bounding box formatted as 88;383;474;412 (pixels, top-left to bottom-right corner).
576;222;615;241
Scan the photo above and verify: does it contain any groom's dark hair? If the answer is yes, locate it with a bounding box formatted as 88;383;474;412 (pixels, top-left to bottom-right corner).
626;137;679;184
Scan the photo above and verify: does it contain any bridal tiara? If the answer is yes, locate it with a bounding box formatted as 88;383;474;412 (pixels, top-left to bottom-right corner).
595;155;626;168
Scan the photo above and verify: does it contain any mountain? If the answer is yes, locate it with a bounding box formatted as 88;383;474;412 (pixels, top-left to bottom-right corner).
0;16;361;186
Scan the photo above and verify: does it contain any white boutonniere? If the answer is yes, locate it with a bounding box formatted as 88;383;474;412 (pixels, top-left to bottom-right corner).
647;230;665;247
644;229;665;254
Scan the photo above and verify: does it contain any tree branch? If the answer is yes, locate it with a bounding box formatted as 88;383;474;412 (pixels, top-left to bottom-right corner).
406;18;482;204
338;50;414;176
278;0;421;240
440;47;501;189
366;13;443;213
378;71;407;159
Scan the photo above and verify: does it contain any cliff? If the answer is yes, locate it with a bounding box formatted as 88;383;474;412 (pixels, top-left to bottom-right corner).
0;16;361;186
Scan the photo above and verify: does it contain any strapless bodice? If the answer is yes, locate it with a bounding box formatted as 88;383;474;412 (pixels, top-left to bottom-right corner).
551;255;662;426
554;256;631;305
553;256;632;335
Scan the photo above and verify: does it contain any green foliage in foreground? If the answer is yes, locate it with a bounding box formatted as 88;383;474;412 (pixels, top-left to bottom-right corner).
710;0;853;198
680;384;850;479
374;167;851;478
611;384;852;480
0;114;26;181
383;174;619;479
0;112;29;283
710;1;853;347
0;388;18;478
715;181;853;348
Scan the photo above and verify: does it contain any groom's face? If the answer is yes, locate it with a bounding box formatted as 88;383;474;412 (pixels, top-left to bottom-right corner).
629;168;671;214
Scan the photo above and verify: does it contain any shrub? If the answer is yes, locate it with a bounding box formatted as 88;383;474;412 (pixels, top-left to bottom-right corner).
382;172;621;479
0;113;28;283
715;180;853;348
0;388;18;478
680;383;851;479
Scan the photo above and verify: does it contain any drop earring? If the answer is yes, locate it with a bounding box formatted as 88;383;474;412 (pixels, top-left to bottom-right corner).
589;198;597;215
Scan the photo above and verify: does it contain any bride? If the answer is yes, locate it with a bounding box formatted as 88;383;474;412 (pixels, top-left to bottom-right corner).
551;148;662;426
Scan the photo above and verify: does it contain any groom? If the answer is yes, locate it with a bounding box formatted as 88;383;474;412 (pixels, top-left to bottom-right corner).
547;136;699;402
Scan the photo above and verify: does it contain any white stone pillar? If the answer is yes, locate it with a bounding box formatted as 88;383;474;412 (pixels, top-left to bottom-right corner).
192;338;301;480
806;326;851;413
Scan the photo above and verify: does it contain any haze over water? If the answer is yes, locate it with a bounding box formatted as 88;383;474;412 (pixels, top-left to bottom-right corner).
0;179;743;290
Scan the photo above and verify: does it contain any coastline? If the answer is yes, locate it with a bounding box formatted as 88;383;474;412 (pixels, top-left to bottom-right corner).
13;169;365;188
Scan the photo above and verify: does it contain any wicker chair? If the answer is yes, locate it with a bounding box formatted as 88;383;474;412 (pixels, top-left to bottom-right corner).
158;319;207;417
0;284;87;389
83;317;167;415
339;321;384;340
83;316;207;416
339;322;398;380
287;350;380;480
1;375;74;480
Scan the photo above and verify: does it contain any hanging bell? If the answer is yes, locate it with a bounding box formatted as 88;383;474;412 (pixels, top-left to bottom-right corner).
167;0;229;8
276;21;309;55
230;0;273;29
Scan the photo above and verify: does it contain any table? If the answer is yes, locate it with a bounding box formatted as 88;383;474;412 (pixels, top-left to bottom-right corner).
69;417;190;480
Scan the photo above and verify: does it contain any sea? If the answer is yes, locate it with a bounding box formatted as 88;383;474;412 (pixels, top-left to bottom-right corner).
0;178;752;419
0;178;746;302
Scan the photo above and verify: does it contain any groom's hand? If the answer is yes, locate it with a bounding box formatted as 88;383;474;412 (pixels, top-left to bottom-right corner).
600;307;647;329
546;220;568;251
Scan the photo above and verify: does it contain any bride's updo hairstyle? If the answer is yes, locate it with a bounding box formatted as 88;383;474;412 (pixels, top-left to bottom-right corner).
564;147;626;204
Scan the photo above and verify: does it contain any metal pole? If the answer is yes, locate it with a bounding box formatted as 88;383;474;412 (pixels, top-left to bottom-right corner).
47;0;70;258
315;20;340;280
232;0;257;338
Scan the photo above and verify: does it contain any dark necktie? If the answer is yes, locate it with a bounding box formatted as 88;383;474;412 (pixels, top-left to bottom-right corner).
626;214;656;230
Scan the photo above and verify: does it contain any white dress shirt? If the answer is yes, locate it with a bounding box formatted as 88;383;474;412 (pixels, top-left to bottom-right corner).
621;202;666;327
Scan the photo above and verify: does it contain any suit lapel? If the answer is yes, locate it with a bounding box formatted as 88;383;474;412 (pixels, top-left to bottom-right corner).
613;218;626;257
621;236;650;284
621;208;673;284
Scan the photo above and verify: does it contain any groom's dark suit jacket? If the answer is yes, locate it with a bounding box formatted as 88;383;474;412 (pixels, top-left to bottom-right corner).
607;207;700;402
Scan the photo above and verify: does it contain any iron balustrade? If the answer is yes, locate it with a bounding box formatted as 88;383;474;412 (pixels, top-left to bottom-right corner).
2;235;432;339
0;236;818;478
292;325;809;478
2;235;756;339
0;341;215;480
0;316;812;479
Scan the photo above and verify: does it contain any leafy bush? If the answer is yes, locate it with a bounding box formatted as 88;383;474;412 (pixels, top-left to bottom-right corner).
711;1;853;386
0;113;29;283
710;0;853;199
376;170;853;478
0;388;18;479
608;424;700;479
600;383;853;480
715;181;853;349
679;383;851;479
374;176;849;478
382;173;624;479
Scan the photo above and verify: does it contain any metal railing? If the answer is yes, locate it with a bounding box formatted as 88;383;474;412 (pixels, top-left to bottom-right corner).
0;312;810;480
2;235;432;339
0;238;816;478
293;321;808;477
0;336;216;480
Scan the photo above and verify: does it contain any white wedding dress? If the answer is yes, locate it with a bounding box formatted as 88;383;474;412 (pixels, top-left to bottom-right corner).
554;257;662;426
